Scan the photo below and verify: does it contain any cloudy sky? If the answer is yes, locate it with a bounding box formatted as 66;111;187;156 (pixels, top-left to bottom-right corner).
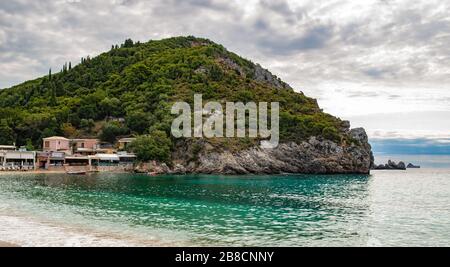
1;0;449;157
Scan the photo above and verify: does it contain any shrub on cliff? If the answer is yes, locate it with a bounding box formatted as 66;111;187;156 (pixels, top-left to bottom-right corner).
322;127;341;143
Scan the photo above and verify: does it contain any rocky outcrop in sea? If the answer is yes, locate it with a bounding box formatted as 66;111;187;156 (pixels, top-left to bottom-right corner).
372;160;407;170
407;163;421;169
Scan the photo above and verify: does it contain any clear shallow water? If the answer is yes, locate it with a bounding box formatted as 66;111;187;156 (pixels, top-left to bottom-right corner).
0;169;449;247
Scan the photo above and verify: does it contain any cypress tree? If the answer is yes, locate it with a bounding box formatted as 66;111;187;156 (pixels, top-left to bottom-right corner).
49;83;57;106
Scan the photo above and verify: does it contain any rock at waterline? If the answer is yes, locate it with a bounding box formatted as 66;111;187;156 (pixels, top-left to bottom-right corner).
372;160;407;170
407;163;421;169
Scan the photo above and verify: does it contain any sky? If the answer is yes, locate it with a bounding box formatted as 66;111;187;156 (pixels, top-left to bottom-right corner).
0;0;449;157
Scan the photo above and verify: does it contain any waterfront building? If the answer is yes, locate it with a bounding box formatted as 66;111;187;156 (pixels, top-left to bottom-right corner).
36;151;66;170
117;151;137;165
1;137;137;172
1;150;36;170
1;145;36;170
43;137;71;155
71;139;111;156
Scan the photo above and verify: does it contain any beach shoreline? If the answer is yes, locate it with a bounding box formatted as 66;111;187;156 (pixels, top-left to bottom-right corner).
0;211;186;247
0;241;19;247
0;170;68;175
0;170;130;175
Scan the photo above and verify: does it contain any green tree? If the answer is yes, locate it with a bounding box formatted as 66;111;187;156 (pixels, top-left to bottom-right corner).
123;38;134;48
126;111;150;134
80;119;95;131
0;120;14;144
129;130;172;162
78;104;97;120
41;128;57;139
99;97;121;118
25;139;35;151
100;123;128;144
61;123;78;138
49;82;57;106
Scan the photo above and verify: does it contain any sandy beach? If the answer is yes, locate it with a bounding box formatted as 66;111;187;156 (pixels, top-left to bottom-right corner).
0;241;19;247
0;170;66;175
0;170;131;175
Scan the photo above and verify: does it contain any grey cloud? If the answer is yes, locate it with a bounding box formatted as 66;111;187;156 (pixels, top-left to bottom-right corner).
388;94;401;99
363;67;397;79
258;0;303;22
1;0;450;140
347;91;380;98
1;0;450;95
255;24;334;55
0;0;32;14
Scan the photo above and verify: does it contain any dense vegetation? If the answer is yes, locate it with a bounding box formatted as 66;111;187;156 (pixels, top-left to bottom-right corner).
0;36;350;161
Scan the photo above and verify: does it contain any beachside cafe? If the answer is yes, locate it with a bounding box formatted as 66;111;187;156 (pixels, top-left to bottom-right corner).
36;151;66;169
65;156;90;166
0;150;36;171
117;152;137;164
89;154;121;166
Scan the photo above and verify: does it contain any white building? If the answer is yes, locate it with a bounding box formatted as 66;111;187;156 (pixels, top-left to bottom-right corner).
0;148;36;170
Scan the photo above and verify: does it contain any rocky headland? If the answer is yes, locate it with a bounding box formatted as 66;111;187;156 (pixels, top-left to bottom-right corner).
136;127;374;175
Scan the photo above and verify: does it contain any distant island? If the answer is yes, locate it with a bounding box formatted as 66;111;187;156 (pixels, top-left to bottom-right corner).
372;160;421;170
0;36;373;175
407;163;421;169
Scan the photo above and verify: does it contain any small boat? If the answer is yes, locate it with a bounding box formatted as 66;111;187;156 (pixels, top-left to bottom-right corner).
147;172;159;176
66;171;87;175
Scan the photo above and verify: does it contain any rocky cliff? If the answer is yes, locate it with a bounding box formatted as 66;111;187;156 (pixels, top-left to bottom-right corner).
138;128;373;175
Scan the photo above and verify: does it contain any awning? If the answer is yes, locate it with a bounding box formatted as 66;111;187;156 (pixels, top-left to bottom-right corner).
5;151;35;160
95;154;120;161
50;152;66;160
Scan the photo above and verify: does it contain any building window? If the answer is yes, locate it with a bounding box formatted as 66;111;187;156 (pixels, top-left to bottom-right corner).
45;141;50;148
81;143;85;148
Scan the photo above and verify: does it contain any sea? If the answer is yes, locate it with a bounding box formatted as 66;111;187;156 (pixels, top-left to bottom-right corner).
1;169;449;247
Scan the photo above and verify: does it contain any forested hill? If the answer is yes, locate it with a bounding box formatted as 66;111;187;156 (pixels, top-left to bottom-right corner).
0;36;350;154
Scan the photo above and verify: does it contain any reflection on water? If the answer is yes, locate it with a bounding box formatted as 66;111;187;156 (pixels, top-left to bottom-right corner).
0;170;449;246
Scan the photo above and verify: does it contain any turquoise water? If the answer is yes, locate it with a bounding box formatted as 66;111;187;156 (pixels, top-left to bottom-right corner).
0;169;449;247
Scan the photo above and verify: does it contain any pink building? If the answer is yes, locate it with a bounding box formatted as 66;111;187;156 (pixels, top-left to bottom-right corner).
72;139;99;150
72;139;102;155
42;137;71;154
